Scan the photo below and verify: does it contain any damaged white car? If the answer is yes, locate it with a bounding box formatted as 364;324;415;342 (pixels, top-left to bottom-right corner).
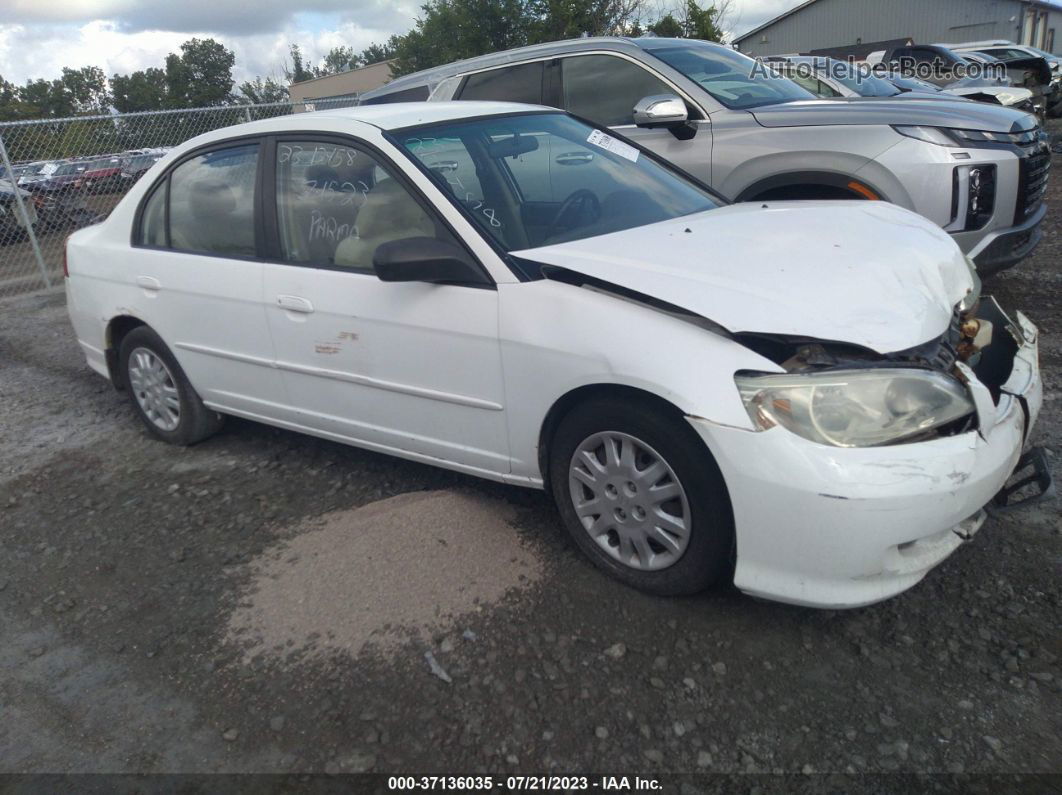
65;102;1047;608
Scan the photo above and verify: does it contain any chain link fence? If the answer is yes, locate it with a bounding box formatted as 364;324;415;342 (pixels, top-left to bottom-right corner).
0;98;354;300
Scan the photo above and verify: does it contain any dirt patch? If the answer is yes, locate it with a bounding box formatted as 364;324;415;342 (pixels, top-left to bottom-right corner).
226;490;544;661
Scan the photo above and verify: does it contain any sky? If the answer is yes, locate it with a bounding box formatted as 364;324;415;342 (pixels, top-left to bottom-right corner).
0;0;806;87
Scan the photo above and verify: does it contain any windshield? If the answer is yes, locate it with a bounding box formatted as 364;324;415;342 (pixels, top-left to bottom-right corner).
647;42;815;109
887;73;942;93
1025;45;1058;61
394;113;719;251
823;62;901;97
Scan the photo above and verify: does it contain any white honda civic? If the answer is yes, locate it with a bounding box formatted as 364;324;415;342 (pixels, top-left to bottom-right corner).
65;101;1044;608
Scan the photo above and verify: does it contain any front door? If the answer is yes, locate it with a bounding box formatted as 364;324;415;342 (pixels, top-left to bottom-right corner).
558;53;712;184
260;137;510;475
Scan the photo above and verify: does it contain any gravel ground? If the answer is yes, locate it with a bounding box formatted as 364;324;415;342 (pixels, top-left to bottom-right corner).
1;140;1060;787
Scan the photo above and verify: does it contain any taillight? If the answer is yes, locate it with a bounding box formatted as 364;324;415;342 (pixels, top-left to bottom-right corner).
63;236;70;278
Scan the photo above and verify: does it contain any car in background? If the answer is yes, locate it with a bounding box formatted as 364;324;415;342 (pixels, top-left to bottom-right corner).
10;161;52;187
64;102;1046;609
29;159;90;195
768;56;1038;114
881;68;1034;111
0;176;38;244
764;55;1036;114
76;156;124;194
120;153;164;185
948;41;1062;116
361;36;1050;274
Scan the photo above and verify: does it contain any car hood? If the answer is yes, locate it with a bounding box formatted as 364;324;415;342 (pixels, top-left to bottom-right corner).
749;97;1036;132
512;201;973;354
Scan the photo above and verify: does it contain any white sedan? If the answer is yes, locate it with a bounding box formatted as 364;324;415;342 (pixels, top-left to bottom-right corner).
65;101;1044;608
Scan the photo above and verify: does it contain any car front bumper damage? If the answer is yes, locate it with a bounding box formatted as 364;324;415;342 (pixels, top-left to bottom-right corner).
689;298;1047;609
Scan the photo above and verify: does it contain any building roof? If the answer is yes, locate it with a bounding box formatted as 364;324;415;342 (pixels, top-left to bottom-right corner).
289;59;396;88
733;0;823;45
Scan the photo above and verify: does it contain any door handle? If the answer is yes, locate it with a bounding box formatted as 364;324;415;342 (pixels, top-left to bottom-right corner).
555;152;594;166
277;295;314;314
136;275;160;291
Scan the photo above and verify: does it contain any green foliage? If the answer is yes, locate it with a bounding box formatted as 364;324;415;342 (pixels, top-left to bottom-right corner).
388;0;532;76
237;76;289;104
165;38;236;107
111;68;167;113
285;44;316;84
648;1;723;41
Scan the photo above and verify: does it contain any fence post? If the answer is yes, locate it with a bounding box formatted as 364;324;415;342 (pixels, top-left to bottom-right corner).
0;129;52;289
244;107;253;124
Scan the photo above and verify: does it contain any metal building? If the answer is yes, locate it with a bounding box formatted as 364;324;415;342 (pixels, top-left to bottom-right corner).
734;0;1062;57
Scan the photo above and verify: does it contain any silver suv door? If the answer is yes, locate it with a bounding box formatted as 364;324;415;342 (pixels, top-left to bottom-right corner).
556;53;711;183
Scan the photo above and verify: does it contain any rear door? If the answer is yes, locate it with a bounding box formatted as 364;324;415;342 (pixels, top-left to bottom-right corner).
129;140;286;417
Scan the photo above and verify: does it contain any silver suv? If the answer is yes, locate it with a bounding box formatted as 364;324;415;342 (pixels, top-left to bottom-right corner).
361;37;1050;274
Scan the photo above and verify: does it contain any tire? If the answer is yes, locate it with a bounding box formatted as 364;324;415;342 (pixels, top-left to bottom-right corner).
118;326;223;445
548;396;734;596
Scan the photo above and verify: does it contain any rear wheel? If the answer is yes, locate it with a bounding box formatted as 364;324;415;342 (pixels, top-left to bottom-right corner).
548;397;734;596
119;326;222;445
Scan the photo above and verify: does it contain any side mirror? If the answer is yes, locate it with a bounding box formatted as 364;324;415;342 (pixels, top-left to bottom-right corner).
373;237;490;286
633;94;689;128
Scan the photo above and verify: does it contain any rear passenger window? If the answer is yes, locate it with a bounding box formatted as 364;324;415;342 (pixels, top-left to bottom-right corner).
139;181;167;246
459;63;544;104
168;144;258;257
562;55;672;126
274;139;453;272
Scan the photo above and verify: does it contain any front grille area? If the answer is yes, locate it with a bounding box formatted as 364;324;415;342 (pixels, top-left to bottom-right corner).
1016;136;1051;224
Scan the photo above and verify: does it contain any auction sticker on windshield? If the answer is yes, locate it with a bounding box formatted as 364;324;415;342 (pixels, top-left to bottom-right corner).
586;129;639;162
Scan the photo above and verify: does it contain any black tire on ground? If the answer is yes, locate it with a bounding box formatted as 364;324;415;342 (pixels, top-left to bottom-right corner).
548;396;734;596
118;325;223;445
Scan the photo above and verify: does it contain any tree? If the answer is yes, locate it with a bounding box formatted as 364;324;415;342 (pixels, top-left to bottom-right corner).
360;40;399;66
238;76;289;104
647;1;724;41
528;0;647;41
284;44;315;84
165;38;236;107
111;67;168;113
60;66;111;114
387;0;534;76
319;46;358;76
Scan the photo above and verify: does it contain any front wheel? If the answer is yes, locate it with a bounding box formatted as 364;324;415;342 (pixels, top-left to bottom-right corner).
119;326;223;445
548;397;734;596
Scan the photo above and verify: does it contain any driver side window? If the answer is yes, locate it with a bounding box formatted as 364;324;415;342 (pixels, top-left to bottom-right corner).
561;55;674;127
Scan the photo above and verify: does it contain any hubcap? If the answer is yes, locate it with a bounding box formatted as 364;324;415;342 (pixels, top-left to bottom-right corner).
128;347;180;431
568;431;691;571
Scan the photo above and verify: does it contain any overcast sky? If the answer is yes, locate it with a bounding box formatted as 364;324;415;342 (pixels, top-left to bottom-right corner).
0;0;804;86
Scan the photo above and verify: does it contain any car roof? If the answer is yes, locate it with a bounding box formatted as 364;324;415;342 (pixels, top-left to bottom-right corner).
360;37;735;100
309;100;554;129
191;101;558;143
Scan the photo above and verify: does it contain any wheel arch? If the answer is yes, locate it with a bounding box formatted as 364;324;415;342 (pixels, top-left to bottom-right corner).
537;383;693;492
736;170;889;202
104;314;148;389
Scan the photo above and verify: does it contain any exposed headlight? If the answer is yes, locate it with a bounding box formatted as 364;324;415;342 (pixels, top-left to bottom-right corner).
735;369;975;447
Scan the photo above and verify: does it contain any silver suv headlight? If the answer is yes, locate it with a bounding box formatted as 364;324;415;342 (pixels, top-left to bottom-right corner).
893;125;1036;146
735;369;975;447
